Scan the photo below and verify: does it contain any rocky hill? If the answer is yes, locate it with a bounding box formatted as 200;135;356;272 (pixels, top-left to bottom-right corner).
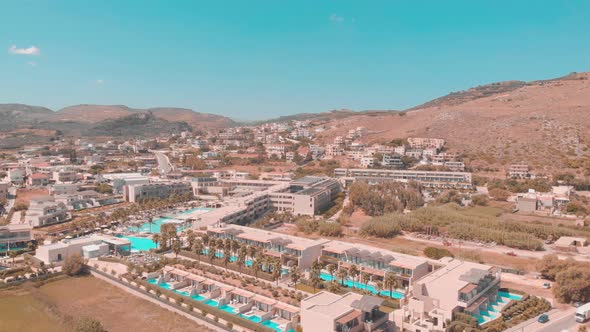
315;72;590;174
51;104;235;129
86;111;192;137
0;104;54;130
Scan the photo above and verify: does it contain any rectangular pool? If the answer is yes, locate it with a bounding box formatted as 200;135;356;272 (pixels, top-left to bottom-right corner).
320;272;404;299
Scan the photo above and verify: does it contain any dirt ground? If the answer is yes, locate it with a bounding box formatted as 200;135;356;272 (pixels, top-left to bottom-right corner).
15;188;49;205
0;276;213;332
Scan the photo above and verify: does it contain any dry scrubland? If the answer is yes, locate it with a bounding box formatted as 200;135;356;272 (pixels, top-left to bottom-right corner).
316;72;590;173
0;276;212;332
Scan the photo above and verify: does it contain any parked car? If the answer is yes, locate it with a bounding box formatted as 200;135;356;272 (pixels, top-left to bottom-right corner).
538;314;549;323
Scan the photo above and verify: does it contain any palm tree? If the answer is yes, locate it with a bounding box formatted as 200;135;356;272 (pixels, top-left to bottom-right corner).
152;234;161;248
193;239;203;263
289;265;301;285
309;261;323;293
361;272;370;292
272;260;282;285
223;246;231;268
237;247;247;271
336;267;348;287
215;238;224;258
246;245;256;262
375;281;384;296
147;216;154;233
207;243;216;262
9;251;18;266
349;265;359;288
253;255;263;279
186;230;195;249
326;264;337;281
384;272;399;299
201;234;210;246
230;239;239;257
172;238;182;258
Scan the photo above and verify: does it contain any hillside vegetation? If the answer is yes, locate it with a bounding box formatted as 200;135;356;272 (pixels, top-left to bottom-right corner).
360;204;590;251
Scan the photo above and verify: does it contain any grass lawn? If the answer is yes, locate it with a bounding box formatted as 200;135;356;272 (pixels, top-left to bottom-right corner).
294;283;320;294
0;275;214;332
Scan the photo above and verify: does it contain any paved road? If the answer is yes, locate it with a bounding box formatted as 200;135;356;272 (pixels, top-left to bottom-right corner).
536;314;577;332
4;187;16;219
153;151;173;174
505;308;576;332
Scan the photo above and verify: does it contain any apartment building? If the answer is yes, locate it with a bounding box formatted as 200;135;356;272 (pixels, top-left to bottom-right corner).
124;181;192;203
191;177;221;196
28;173;50;186
25;196;70;227
360;157;375;168
7;168;25;185
432;151;460;163
320;240;430;288
301;291;390;332
281;177;342;216
265;144;287;159
508;164;531;179
334;168;472;189
407;138;446;150
52;169;78;183
325;144;344;157
442;161;465;172
206;224;329;269
0;224;33;255
382;154;404;168
397;258;501;331
194;177;341;226
49;183;79;196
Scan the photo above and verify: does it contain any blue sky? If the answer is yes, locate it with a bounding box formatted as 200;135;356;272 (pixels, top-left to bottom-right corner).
2;1;589;120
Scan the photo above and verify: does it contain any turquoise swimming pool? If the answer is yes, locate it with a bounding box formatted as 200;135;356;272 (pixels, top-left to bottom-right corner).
219;304;237;314
203;299;219;307
473;290;524;325
149;277;292;331
128;207;213;234
320;272;404;299
117;235;157;251
239;313;262;323
262;320;293;332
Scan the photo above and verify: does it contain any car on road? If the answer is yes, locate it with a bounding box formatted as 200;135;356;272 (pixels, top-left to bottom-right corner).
542;282;551;289
537;314;549;323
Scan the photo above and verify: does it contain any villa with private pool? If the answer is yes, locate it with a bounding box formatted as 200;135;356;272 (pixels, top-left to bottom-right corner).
149;266;300;332
394;257;517;331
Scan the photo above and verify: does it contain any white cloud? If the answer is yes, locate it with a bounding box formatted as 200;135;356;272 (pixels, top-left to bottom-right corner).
329;14;345;23
27;61;37;67
8;45;40;56
96;79;104;85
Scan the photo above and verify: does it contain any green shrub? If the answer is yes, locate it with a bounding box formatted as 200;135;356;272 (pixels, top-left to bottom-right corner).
423;247;454;260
